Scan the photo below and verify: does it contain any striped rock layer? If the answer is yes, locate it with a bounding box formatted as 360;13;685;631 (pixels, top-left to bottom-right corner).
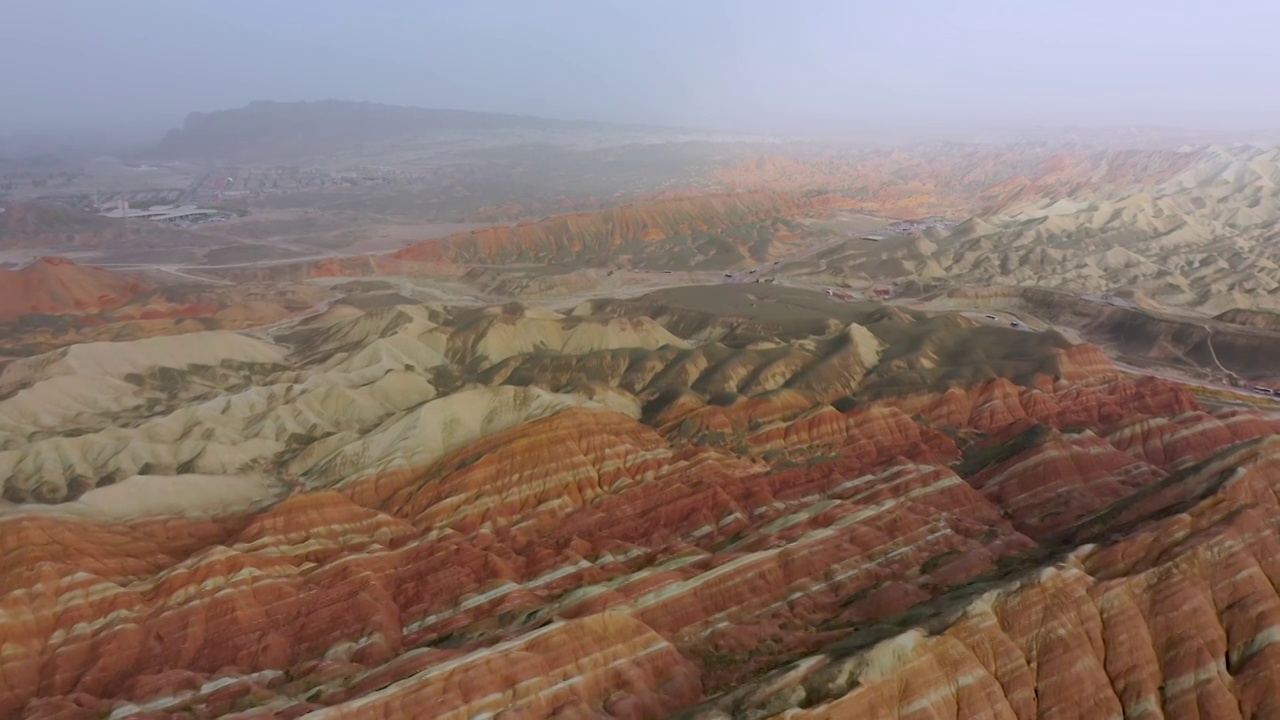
4;290;1280;719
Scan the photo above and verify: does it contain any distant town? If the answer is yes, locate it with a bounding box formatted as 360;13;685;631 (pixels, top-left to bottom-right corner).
3;161;435;228
859;216;957;241
884;217;958;235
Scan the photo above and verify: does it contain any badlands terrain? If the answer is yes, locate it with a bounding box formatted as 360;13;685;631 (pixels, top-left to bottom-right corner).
6;116;1280;718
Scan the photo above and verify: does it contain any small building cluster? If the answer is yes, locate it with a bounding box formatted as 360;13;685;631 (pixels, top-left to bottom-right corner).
98;201;234;227
885;217;958;236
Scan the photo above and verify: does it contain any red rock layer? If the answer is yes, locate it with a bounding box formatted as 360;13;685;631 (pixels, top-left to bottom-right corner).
391;191;831;266
975;147;1204;214
0;257;151;321
0;265;329;354
967;428;1166;537
1106;407;1280;470
883;374;1197;437
694;437;1280;719
711;146;1208;219
1;370;1273;718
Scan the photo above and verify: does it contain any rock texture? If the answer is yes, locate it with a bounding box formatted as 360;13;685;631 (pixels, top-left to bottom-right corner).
0;257;150;321
3;283;1280;719
390;191;835;270
783;146;1280;313
713;145;1208;220
0;257;329;357
683;436;1280;719
913;284;1280;381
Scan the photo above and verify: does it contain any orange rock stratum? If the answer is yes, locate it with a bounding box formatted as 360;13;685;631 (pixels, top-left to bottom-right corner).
0;257;330;356
0;257;151;321
3;283;1280;719
390;191;835;269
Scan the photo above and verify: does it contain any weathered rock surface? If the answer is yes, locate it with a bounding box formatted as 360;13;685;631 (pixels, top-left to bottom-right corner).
0;256;329;357
686;436;1280;719
390;192;832;269
786;145;1280;313
0;256;150;321
3;284;1279;719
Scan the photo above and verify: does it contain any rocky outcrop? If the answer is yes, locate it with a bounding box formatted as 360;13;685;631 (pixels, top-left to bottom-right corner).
0;257;150;321
685;436;1280;719
3;285;1278;718
713;146;1209;220
0;258;329;356
391;192;832;269
773;146;1280;314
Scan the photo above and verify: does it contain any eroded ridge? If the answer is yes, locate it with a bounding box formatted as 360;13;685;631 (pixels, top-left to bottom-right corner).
3;286;1278;719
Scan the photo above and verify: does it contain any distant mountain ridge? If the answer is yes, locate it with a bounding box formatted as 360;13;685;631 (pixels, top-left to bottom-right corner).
152;100;692;163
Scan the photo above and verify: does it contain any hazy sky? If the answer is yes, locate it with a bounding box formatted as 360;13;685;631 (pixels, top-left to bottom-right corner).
3;0;1279;139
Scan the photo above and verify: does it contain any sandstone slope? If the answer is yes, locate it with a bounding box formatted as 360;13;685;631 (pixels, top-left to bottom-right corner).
790;146;1280;313
5;283;1280;719
0;256;151;321
0;257;330;357
389;191;836;270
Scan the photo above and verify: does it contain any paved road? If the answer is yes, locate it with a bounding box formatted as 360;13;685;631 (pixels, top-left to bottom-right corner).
101;253;343;272
724;233;872;283
958;310;1042;333
914;301;1275;406
144;266;235;285
108;215;1272;414
1110;360;1273;403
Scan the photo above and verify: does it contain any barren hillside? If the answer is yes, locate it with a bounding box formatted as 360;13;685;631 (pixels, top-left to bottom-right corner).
783;146;1280;313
